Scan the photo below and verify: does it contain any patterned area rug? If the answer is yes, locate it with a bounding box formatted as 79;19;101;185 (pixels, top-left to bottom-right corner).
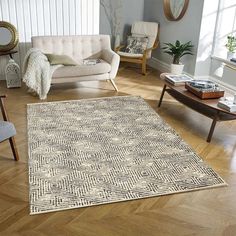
27;96;227;215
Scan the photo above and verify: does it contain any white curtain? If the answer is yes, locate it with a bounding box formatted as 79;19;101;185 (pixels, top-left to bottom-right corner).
0;0;100;78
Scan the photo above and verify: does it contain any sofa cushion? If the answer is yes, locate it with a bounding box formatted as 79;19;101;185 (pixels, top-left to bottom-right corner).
125;36;149;54
52;59;111;78
45;54;78;66
0;121;16;142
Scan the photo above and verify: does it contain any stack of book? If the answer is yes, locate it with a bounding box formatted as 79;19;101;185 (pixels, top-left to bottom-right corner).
83;59;101;65
165;74;193;86
218;97;236;112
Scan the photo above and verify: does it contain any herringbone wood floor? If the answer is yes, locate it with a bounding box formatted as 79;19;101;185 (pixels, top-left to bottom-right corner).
0;66;236;236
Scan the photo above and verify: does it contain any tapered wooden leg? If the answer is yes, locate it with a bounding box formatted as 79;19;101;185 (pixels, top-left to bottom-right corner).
207;116;218;143
9;137;19;161
158;84;167;107
142;61;147;75
110;79;119;92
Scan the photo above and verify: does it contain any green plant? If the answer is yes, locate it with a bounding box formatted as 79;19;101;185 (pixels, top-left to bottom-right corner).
225;35;236;53
162;40;194;64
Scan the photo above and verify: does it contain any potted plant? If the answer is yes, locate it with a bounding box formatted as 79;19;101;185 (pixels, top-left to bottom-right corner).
162;40;194;74
225;35;236;60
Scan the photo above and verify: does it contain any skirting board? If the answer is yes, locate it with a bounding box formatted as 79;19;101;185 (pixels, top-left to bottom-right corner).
148;57;194;78
148;57;236;94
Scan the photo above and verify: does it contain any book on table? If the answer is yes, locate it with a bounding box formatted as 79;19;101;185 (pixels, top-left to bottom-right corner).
165;74;193;86
218;97;236;112
83;59;101;65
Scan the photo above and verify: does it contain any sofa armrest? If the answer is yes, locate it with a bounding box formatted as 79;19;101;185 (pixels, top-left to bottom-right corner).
102;49;120;80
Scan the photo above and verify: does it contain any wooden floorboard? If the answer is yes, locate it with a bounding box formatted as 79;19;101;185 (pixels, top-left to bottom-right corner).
0;66;235;236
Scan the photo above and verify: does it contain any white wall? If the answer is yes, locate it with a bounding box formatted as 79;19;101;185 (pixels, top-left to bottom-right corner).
0;0;100;80
144;0;204;75
100;0;144;45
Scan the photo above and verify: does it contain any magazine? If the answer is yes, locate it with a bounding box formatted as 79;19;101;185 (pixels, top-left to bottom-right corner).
83;59;101;65
218;97;236;112
165;74;193;85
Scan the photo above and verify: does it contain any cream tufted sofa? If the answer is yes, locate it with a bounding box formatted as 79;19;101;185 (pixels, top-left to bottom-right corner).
32;35;120;91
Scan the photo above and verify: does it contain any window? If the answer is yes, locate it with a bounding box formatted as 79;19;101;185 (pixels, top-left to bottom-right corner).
213;0;236;58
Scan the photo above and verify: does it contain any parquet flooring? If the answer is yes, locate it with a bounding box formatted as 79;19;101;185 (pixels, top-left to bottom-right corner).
0;66;236;236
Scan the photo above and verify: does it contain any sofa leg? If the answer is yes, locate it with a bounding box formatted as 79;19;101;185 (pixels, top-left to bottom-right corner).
142;61;147;75
110;79;119;92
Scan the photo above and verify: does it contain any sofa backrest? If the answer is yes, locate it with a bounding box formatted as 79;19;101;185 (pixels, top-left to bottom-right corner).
32;35;111;62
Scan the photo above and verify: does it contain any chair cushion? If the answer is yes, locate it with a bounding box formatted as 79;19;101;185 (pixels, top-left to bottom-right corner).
117;51;143;58
131;21;159;49
125;36;149;54
52;59;111;78
0;121;16;142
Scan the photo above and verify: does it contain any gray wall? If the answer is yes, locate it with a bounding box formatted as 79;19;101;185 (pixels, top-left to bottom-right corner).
100;0;144;43
144;0;204;75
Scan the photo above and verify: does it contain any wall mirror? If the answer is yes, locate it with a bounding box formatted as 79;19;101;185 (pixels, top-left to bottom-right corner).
163;0;189;21
0;21;19;52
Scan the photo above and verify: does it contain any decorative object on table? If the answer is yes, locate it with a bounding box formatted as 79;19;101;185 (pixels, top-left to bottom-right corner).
100;0;123;49
0;95;19;161
185;80;225;99
165;73;193;86
116;21;159;75
163;0;189;21
218;96;236;112
83;59;102;65
5;59;21;88
159;73;236;142
0;21;19;52
225;35;236;60
27;96;227;215
162;40;194;74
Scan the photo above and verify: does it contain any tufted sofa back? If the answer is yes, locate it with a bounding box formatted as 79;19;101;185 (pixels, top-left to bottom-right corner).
32;35;111;62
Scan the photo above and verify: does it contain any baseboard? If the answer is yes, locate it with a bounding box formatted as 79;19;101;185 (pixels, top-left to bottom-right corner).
148;57;195;78
148;57;236;94
148;57;170;73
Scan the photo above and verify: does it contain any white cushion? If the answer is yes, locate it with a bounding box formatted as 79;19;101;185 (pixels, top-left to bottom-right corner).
52;60;111;78
131;21;159;49
117;51;143;58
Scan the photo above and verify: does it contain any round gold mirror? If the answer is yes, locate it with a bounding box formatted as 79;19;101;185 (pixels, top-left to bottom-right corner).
163;0;189;21
0;21;19;52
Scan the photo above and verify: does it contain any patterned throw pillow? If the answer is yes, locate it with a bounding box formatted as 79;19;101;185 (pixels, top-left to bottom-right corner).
125;36;149;54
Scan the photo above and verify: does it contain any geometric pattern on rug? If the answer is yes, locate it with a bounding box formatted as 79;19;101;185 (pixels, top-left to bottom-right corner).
27;96;227;215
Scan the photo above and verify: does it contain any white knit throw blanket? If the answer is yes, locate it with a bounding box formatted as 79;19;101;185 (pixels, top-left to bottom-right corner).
23;48;61;100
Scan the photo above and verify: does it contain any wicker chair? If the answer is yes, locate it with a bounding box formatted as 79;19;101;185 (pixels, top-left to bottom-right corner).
115;21;159;75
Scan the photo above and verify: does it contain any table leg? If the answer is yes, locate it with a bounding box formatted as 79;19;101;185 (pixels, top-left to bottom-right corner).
207;114;219;143
158;84;167;108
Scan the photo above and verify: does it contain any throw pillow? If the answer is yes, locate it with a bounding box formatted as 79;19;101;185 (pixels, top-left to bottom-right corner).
45;54;78;66
125;36;149;54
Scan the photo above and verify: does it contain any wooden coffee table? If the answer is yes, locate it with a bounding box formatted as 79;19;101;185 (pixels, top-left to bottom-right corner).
158;78;236;142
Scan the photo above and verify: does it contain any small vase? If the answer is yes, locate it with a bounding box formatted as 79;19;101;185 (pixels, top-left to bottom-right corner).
170;64;184;75
114;34;120;50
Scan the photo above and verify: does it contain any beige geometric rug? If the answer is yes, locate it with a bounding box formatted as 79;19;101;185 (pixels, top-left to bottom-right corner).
27;96;227;215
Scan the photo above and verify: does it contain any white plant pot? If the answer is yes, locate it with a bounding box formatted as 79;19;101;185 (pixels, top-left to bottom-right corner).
170;64;184;75
227;51;235;60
